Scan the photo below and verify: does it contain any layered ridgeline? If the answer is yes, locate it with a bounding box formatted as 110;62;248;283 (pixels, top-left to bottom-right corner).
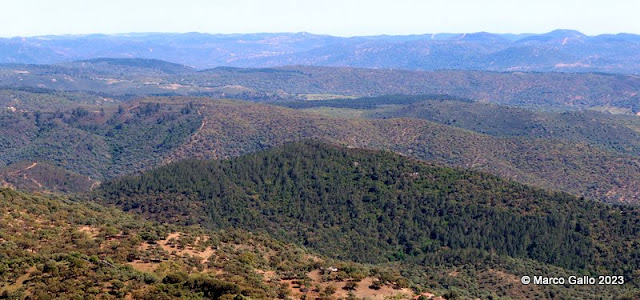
2;98;640;204
0;187;418;299
2;61;640;113
2;30;640;73
94;141;640;299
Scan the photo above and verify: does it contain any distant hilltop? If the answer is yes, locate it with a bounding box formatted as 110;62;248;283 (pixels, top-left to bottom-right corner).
1;30;640;73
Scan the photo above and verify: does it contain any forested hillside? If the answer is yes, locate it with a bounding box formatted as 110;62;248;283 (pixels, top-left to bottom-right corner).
0;161;97;193
95;141;640;299
159;99;640;205
2;97;640;204
368;100;640;155
0;100;202;180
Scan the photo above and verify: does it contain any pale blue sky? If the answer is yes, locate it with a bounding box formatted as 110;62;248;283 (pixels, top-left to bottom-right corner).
1;0;638;37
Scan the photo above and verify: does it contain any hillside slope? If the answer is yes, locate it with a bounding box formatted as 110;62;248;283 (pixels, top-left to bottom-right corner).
0;101;203;180
279;95;640;157
367;99;640;155
0;188;417;299
0;161;97;193
95;141;640;298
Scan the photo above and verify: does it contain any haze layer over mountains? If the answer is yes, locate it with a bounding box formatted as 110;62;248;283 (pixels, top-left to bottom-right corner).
3;29;640;73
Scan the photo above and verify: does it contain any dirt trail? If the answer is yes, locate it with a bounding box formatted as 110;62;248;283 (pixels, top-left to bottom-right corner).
26;176;43;189
196;116;206;132
7;162;38;176
194;109;206;132
24;162;38;170
6;162;43;188
90;180;101;190
163;109;209;164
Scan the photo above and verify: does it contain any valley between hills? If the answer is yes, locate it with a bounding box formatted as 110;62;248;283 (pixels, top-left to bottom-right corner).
1;56;640;299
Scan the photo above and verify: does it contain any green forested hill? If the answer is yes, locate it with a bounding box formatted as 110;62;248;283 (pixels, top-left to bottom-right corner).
1;147;638;300
95;141;640;294
159;99;640;205
3;97;640;205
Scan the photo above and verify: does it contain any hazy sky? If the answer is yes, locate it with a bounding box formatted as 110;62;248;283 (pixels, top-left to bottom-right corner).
1;0;638;37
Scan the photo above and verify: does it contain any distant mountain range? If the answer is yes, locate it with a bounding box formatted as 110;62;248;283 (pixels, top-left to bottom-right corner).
2;30;640;73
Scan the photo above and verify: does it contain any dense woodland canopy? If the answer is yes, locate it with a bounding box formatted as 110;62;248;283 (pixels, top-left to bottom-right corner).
95;142;640;288
0;100;202;181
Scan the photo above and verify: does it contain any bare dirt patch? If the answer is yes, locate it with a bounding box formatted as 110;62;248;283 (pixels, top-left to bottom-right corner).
159;83;191;90
1;266;36;293
128;261;158;273
77;226;100;239
283;270;413;300
130;232;217;273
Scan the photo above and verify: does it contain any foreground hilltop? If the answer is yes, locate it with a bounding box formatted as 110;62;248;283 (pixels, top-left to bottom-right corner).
0;188;417;299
